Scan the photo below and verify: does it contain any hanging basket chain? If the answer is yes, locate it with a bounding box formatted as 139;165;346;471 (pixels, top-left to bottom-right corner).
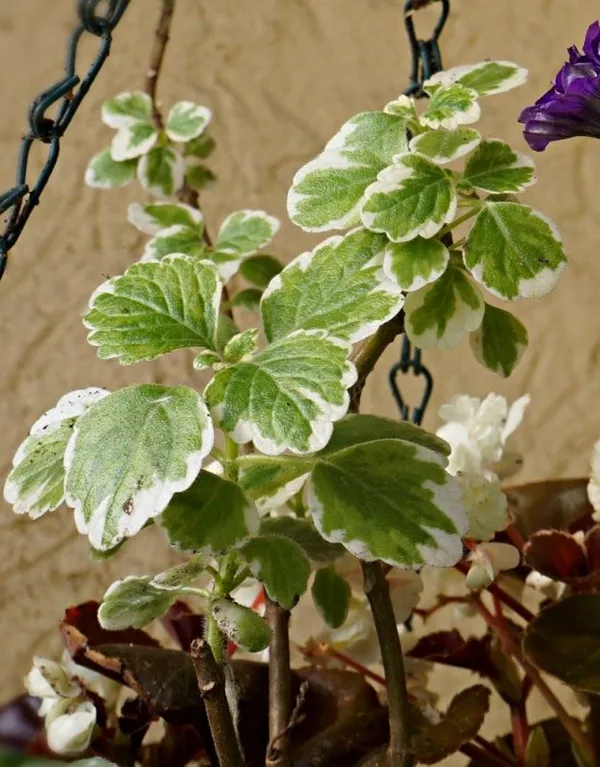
389;0;449;425
0;0;131;281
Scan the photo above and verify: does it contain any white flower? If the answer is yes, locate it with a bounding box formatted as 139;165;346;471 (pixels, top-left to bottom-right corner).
62;650;121;709
525;570;567;601
465;542;520;591
456;451;509;541
25;657;80;702
46;700;96;756
588;441;600;519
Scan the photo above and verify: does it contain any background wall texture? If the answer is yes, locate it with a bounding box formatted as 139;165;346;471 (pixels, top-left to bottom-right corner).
0;0;598;756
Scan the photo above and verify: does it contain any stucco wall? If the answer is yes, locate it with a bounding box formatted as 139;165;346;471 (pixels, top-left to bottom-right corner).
0;0;598;749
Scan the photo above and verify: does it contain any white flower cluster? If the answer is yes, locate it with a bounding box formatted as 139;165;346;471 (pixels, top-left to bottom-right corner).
588;441;600;520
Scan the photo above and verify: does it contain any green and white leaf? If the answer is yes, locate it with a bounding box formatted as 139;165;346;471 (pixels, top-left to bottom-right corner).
383;95;418;121
205;330;356;455
419;84;480;130
128;201;203;235
425;61;528;97
469;303;528;377
137;146;185;198
85;149;137;189
193;350;222;371
361;154;456;242
239;255;283;288
211;598;271;652
463;140;536;193
260;516;345;563
261;227;403;343
85;256;221;364
111;121;158;161
150;555;207;591
223;329;260;365
287;111;409;232
4;388;108;519
98;576;174;630
312;566;351;628
161;470;258;554
214;210;280;261
65;384;213;550
142;224;205;261
240;534;310;609
166;101;212;142
237;454;312;512
404;262;484;348
101;92;152;128
409;127;480;164
463;201;566;299
383;236;450;292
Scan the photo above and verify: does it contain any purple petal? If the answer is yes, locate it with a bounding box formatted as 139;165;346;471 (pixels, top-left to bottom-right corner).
583;21;600;66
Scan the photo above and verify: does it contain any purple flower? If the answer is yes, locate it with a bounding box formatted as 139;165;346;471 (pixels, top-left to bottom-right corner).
519;21;600;151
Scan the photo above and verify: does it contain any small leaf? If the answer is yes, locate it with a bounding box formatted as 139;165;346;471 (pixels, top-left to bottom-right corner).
383;236;449;292
193;350;222;370
102;91;152;127
185;163;217;190
183;133;216;159
409;127;481;164
260;516;345;563
239;255;283;288
137;145;185;198
215;210;280;257
525;727;550;767
128;201;203;235
419;84;480;130
361;154;457;242
383;95;418;120
98;576;174;630
523;594;600;693
223;329;259;364
85;149;136;189
111;120;158;161
425;61;528;97
463;139;536;193
4;388;108;519
237;454;313;511
523;530;588;581
205;330;356;455
404;261;484;349
261;227;403;343
229;287;262;311
150;556;208;591
288;111;409;232
312;566;351;628
85;256;221;364
464;201;566;300
65;384;213;550
469;303;528;377
161;470;259;554
240;534;310;609
211;598;272;652
142;224;205;261
166;101;212;142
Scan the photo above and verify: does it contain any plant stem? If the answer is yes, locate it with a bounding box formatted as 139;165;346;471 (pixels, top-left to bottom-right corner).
265;597;293;767
455;561;534;623
145;0;175;129
438;207;479;237
362;561;413;767
190;638;244;767
459;742;514;767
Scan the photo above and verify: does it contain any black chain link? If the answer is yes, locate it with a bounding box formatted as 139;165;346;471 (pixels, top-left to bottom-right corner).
389;0;449;425
0;0;131;282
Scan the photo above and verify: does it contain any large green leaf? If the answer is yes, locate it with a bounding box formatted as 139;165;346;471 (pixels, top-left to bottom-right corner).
98;576;175;630
261;227;403;343
383;236;449;292
259;516;345;563
4;388;108;519
85;255;221;364
204;330;356;455
469;303;528;377
137;145;185;198
361;153;456;242
409;127;480;164
425;61;528;97
311;566;351;628
419;84;481;131
287;111;409;232
65;384;213;550
84;149;136;189
240;534;311;609
161;470;258;554
464;202;566;300
463;140;536;193
404;262;484;348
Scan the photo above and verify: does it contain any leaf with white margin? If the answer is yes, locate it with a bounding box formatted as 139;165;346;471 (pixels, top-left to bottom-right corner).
65;384;213;551
4;388;108;519
404;262;484;349
383;95;418;121
308;437;466;569
419;84;481;130
85;256;221;364
161;470;259;554
261;227;403;343
150;555;208;591
214;210;280;258
361;154;456;242
85;149;136;189
137;145;185;198
205;330;356;455
101;92;152;128
223;329;259;365
128;201;203;235
211;598;271;652
463;140;536;193
142;224;205;262
166;101;212;142
463;201;566;300
409;127;481;164
98;576;174;630
383;237;449;292
111;121;158;161
288;111;409;232
469;303;528;377
239;534;310;609
237;454;313;512
260;516;345;563
425;61;528;97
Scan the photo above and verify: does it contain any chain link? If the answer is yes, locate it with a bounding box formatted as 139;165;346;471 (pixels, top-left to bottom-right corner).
0;0;131;281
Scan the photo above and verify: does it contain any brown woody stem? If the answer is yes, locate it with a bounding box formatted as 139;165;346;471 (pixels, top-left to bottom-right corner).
265;597;293;767
145;0;175;129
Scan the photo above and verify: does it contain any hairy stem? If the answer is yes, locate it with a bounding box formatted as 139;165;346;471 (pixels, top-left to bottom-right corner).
190;639;244;767
265;597;293;767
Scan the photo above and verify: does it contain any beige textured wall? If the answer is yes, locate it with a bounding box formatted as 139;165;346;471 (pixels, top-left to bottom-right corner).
0;0;598;734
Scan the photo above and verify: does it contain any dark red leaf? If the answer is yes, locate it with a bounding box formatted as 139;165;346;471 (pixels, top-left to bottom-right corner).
524;530;587;579
505;478;593;539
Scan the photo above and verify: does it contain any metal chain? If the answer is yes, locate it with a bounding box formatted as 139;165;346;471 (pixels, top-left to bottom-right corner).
389;0;449;425
0;0;131;282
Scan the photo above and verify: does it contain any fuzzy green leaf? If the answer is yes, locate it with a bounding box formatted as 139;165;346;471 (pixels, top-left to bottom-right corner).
463;140;536;193
137;145;185;198
419;84;480;130
240;534;310;609
239;255;283;288
215;210;279;258
223;329;259;364
237;454;312;512
260;516;345;563
469;303;528;377
211;598;272;652
102;92;152;127
98;576;174;630
85;149;137;189
166;101;211;142
383;236;449;292
425;61;528;97
150;556;207;591
311;566;351;628
142;224;205;261
128;201;203;235
409;127;481;164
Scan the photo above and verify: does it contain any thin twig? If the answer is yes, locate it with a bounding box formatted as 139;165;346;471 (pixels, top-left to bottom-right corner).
459;742;514;766
190;638;244;767
455;562;535;623
145;0;175;129
265;597;293;767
